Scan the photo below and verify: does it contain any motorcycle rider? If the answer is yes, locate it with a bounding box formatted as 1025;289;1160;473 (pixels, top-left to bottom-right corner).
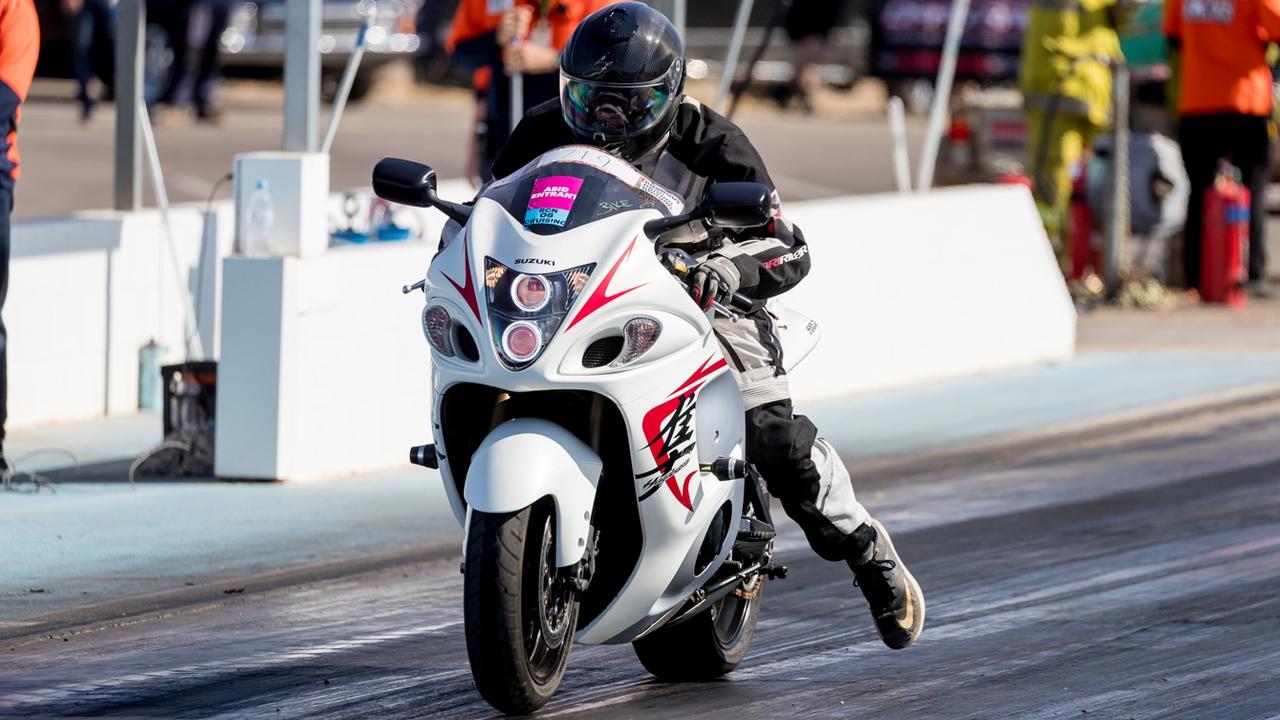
489;2;924;650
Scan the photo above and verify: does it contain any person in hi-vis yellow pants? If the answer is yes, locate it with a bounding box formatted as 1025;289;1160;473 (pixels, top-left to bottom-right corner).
1019;0;1126;251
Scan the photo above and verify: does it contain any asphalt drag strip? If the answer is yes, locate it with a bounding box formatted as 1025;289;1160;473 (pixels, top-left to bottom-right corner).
2;399;1279;719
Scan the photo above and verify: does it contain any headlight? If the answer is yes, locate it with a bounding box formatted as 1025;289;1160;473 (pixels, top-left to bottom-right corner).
502;321;543;362
485;258;595;369
618;316;661;365
512;274;551;312
422;304;454;357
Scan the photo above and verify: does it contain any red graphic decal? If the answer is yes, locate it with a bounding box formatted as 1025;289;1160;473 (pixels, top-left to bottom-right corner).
442;242;482;326
666;471;697;512
565;237;648;331
635;355;729;510
671;356;728;397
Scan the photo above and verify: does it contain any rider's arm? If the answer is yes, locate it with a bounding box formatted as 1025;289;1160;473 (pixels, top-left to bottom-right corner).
669;100;813;299
712;207;812;300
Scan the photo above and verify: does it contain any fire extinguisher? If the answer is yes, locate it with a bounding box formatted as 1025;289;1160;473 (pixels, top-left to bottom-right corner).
1201;160;1249;307
1067;159;1098;281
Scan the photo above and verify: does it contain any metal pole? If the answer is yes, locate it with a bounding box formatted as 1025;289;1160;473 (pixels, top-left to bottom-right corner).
716;0;755;113
511;73;524;133
887;96;912;193
283;0;322;152
915;0;970;190
673;0;686;41
321;20;370;155
113;0;144;211
138;99;206;360
1104;64;1130;297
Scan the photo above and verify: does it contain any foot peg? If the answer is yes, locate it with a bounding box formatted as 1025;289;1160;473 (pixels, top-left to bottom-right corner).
410;444;439;469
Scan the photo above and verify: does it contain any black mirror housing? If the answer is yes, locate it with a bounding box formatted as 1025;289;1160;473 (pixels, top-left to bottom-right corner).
371;157;472;225
703;182;773;229
372;158;438;208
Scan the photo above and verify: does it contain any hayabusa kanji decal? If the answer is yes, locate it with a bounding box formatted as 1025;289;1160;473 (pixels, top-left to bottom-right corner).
637;356;728;511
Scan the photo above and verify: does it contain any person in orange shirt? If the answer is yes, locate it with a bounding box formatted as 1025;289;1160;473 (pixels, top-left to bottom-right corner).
1166;0;1280;295
448;0;614;181
0;0;38;473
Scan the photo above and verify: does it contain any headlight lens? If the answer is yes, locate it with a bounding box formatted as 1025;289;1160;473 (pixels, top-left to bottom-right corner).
512;274;551;312
502;321;543;362
422;304;454;357
619;316;662;365
485;258;595;369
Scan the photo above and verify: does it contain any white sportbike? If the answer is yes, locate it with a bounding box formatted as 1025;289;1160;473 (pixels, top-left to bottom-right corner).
373;146;820;715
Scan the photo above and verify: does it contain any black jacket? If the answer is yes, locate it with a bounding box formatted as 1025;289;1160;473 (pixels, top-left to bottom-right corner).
491;97;811;299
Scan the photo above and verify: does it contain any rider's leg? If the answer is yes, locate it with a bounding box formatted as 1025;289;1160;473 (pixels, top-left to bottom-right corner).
714;310;924;649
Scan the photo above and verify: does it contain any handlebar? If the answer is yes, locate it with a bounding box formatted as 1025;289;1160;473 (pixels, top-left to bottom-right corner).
659;248;756;316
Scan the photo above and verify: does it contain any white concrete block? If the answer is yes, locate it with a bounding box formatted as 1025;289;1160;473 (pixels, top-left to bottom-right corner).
234;152;331;258
214;243;435;481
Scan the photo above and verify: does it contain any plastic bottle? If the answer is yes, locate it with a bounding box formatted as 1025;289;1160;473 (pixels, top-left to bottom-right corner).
245;180;275;257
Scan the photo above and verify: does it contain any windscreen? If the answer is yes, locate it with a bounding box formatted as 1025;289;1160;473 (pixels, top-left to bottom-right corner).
477;146;686;236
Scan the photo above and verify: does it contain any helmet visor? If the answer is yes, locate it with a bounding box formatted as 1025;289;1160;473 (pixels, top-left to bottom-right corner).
560;60;681;147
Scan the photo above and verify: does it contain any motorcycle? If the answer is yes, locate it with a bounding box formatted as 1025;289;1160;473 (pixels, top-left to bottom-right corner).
372;145;821;715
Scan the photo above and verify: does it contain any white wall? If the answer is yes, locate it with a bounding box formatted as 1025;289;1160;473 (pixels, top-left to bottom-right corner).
783;185;1077;404
8;207;233;428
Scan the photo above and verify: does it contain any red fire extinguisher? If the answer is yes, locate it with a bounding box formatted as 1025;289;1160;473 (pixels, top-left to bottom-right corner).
1201;160;1249;307
1067;160;1098;281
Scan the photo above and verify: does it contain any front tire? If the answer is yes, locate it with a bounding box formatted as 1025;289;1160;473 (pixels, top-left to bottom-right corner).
464;502;578;714
633;582;762;681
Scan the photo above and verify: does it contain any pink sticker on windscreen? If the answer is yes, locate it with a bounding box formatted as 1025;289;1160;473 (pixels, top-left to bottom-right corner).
525;176;585;228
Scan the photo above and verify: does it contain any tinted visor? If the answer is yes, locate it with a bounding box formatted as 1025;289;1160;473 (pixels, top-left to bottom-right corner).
560;60;681;146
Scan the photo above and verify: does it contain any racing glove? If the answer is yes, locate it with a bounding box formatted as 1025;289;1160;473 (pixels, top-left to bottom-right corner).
687;256;741;311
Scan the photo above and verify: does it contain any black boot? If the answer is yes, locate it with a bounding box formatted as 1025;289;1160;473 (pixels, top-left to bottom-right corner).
848;519;925;649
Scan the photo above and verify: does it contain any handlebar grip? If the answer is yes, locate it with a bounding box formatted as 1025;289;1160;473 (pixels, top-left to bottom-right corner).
728;291;755;313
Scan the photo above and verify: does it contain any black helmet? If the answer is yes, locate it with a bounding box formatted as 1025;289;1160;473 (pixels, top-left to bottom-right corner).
559;2;685;159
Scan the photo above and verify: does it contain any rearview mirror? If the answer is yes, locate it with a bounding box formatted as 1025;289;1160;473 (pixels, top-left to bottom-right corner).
372;158;438;208
372;157;472;225
704;182;773;229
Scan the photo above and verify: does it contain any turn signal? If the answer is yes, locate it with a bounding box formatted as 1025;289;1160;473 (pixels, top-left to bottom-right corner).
423;304;455;357
619;317;662;365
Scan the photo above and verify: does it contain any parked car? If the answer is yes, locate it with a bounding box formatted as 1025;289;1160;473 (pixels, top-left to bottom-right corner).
33;0;419;104
220;0;421;102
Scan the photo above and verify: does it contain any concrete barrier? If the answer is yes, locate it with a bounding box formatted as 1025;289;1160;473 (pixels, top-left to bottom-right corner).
9;183;1073;481
783;184;1076;404
7;208;232;428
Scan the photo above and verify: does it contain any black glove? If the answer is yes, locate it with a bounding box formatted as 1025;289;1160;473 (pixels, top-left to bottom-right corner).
686;256;740;311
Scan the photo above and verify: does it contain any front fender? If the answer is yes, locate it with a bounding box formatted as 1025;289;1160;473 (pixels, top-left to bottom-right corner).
464;418;603;567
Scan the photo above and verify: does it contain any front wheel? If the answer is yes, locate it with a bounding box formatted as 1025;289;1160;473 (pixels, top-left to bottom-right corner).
633;581;762;681
464;501;579;714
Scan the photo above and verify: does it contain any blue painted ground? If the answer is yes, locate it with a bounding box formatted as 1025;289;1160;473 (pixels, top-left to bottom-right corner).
804;352;1280;457
3;350;1278;620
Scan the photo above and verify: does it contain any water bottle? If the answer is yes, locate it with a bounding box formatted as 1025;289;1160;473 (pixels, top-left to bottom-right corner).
245;179;275;257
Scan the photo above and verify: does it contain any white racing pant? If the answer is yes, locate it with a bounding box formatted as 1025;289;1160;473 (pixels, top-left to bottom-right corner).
714;310;871;560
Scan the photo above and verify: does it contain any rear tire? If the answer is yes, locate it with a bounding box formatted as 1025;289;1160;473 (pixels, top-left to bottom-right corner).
632;583;762;681
464;502;578;714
